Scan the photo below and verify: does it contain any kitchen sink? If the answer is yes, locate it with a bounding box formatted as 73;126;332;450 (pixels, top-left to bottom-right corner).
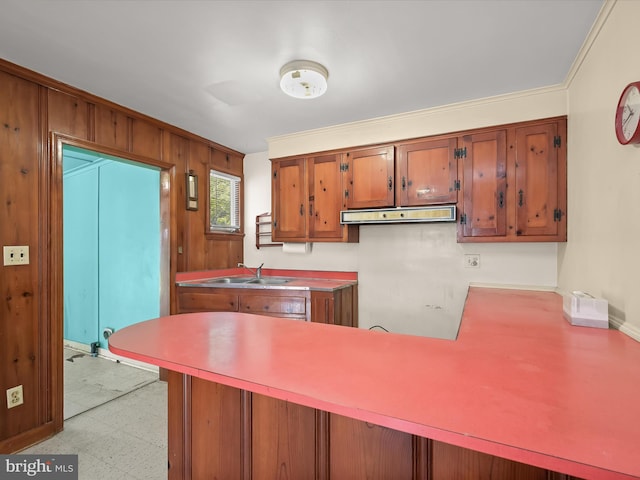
201;276;292;285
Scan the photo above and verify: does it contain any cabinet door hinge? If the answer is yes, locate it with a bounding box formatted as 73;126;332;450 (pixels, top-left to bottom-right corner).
554;136;562;148
460;213;467;225
344;189;349;198
273;170;277;179
454;147;467;159
273;219;277;228
554;208;564;222
340;163;349;172
454;179;461;191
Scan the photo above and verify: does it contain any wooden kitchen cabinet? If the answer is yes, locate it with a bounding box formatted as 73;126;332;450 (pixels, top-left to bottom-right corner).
271;154;358;243
308;154;351;240
344;139;458;209
239;292;307;319
251;393;318;480
175;289;238;312
271;117;566;244
514;120;567;239
271;157;307;240
169;373;578;480
458;129;508;239
329;413;418;479
396;137;458;206
431;441;551;480
176;284;358;325
457;117;567;242
344;145;395;208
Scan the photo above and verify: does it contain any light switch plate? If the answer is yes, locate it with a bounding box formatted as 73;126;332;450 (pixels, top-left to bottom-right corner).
3;246;30;266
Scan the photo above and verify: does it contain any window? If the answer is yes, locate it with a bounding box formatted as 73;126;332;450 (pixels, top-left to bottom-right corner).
209;169;241;232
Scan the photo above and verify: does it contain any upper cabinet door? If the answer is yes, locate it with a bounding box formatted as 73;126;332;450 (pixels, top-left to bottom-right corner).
308;154;345;240
272;158;307;241
459;130;507;238
345;145;395;209
396;138;458;206
514;122;564;238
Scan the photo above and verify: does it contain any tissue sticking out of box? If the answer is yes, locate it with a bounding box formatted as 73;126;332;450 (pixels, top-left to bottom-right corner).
562;291;609;329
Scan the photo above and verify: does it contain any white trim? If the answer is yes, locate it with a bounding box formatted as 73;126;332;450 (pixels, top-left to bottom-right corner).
609;315;640;343
64;339;92;353
469;283;558;292
64;339;159;373
564;0;617;88
98;346;159;373
63;158;113;178
268;85;566;158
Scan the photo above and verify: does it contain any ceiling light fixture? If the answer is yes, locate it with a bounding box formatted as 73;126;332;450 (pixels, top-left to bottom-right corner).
279;60;328;99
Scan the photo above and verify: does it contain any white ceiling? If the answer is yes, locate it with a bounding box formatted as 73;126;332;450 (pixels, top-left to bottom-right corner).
0;0;603;154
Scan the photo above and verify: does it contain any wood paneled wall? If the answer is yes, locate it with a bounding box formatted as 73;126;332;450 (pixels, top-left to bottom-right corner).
0;58;244;452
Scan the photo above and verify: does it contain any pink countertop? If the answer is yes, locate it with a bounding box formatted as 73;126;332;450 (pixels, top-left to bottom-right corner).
175;268;357;291
109;287;640;480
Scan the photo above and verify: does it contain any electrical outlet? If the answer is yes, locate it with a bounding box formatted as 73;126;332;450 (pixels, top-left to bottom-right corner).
6;385;24;409
3;246;30;266
464;254;480;268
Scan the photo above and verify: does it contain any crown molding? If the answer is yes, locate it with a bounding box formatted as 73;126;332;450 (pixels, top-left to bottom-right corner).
563;0;617;88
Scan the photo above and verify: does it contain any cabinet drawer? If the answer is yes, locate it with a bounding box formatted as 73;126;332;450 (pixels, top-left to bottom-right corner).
239;295;307;318
177;290;239;313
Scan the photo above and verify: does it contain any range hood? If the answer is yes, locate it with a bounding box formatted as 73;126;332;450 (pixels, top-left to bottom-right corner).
340;205;456;225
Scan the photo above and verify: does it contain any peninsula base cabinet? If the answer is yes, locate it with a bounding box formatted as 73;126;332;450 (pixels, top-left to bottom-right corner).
167;373;583;480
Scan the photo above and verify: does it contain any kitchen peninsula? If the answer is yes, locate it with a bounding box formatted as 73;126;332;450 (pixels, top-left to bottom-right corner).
109;287;640;480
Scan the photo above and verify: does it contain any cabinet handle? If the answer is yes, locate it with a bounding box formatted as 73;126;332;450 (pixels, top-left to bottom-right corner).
309;203;313;216
402;176;406;191
299;204;304;216
388;176;393;191
518;190;524;207
498;191;504;208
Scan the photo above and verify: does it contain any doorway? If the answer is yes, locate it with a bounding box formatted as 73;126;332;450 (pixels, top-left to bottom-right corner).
50;134;172;426
62;145;163;418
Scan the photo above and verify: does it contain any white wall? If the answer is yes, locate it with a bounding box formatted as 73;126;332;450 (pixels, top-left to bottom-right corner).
561;0;640;340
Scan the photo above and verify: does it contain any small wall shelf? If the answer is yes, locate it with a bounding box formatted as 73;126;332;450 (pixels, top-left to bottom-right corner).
256;213;282;249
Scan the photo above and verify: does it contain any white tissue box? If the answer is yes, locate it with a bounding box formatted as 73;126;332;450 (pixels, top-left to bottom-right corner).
562;291;609;329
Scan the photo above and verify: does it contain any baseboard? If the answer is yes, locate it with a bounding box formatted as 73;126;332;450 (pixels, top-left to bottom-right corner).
609;315;640;343
63;338;92;353
64;339;159;374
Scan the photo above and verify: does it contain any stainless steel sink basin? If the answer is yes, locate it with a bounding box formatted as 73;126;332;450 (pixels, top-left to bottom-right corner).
247;277;291;285
204;276;256;284
202;276;293;285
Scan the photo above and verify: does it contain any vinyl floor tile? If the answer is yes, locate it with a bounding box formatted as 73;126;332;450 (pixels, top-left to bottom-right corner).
22;352;167;480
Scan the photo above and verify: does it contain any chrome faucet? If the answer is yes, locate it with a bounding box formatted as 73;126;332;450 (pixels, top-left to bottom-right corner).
238;262;264;279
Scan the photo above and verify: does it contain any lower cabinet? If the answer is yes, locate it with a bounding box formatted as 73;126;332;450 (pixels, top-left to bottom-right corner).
168;373;583;480
176;285;357;326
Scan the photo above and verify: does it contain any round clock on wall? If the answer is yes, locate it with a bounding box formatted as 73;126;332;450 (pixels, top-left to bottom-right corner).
615;81;640;145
